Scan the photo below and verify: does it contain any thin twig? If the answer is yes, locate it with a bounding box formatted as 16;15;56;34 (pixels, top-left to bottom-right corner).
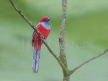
59;0;68;69
69;49;108;75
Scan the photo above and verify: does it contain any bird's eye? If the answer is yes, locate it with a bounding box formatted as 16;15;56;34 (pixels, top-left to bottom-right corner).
43;19;46;21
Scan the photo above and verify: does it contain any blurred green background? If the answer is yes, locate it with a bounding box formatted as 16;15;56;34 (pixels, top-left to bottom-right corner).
0;0;108;81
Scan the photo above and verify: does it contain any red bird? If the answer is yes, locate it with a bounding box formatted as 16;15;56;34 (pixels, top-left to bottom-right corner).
32;16;50;72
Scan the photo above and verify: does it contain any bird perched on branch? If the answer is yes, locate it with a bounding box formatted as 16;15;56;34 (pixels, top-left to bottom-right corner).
32;16;50;73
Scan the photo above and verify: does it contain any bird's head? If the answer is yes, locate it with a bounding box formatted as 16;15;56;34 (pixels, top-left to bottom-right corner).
40;16;50;23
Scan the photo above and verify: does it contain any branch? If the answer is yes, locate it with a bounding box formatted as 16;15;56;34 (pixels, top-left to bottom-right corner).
69;49;108;75
59;0;68;68
9;0;58;62
9;0;69;73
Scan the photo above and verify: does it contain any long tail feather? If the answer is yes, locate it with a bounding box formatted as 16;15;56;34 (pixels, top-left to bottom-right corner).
32;48;40;73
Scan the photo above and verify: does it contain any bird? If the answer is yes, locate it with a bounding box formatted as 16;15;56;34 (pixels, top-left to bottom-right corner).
32;16;50;73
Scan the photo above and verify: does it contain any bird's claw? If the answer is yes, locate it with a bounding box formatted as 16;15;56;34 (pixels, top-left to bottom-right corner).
41;35;45;39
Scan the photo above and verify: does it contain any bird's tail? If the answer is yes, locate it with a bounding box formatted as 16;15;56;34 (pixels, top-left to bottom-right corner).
32;48;40;73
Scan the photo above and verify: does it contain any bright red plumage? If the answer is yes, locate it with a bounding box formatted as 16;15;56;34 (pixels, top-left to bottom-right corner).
32;16;50;72
33;24;50;51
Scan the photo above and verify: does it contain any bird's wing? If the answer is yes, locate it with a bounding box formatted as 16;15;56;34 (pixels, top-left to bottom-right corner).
32;24;40;46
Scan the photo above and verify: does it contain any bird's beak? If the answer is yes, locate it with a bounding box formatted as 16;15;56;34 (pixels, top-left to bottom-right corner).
47;18;50;21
